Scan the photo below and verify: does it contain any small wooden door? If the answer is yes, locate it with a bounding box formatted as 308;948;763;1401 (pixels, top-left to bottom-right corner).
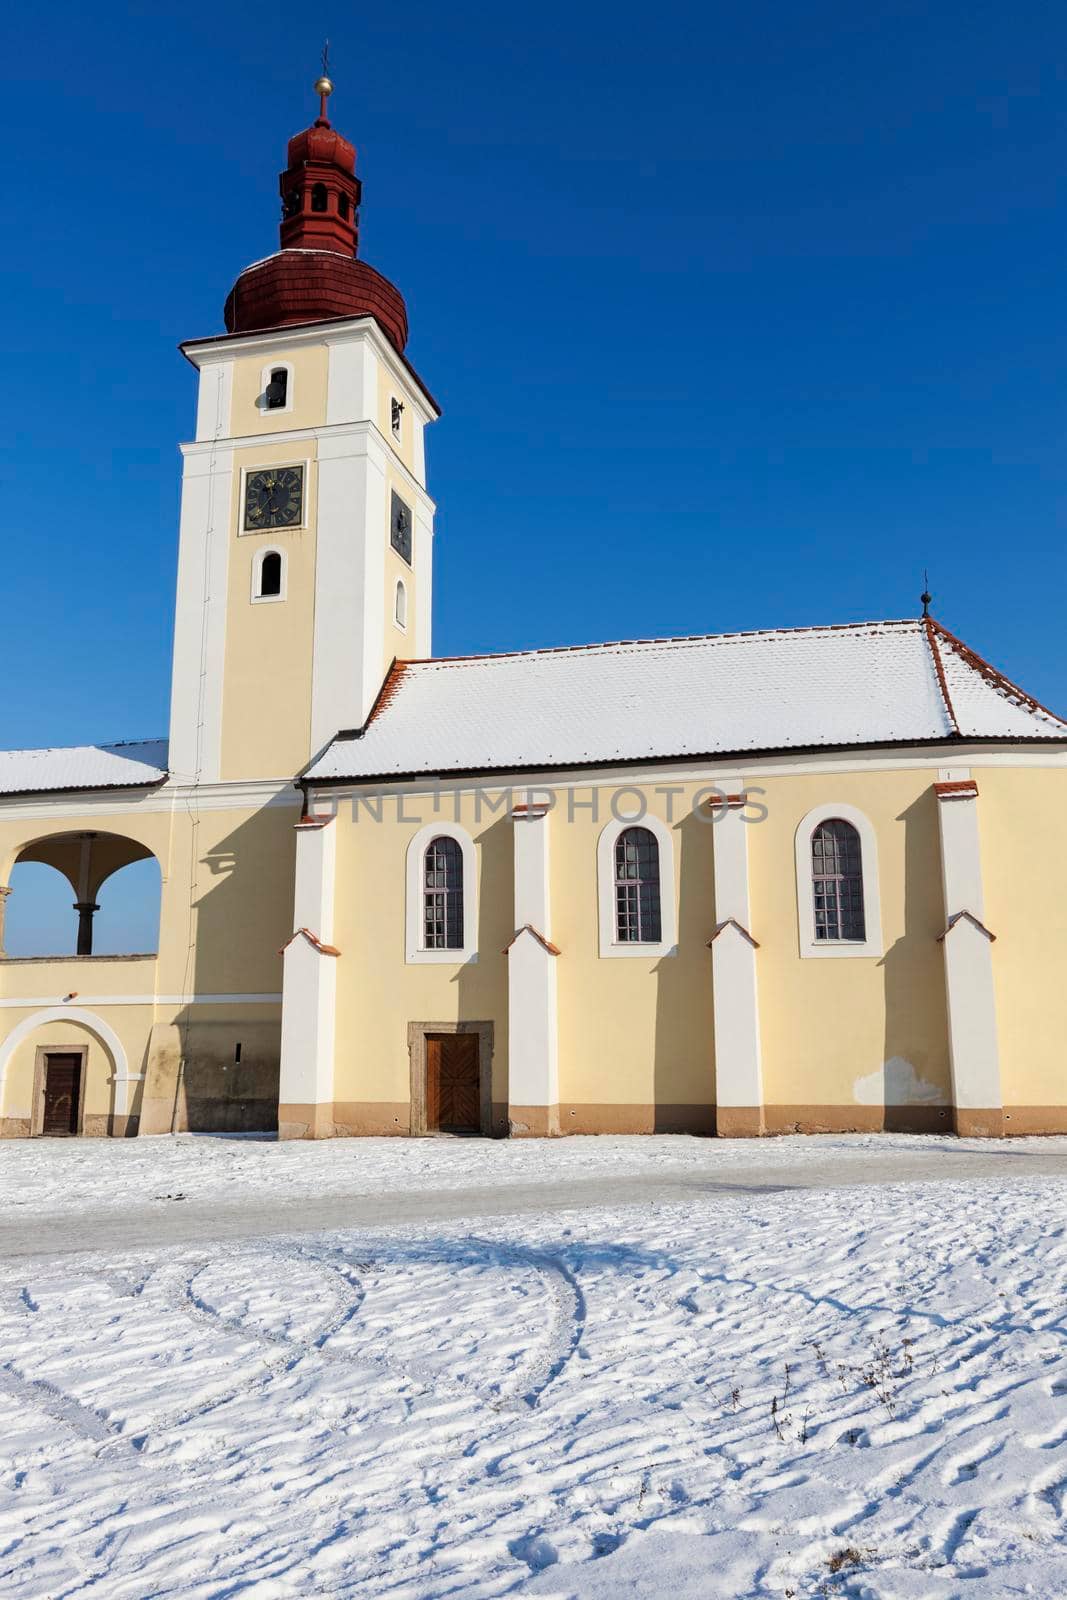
425;1034;480;1133
41;1053;82;1136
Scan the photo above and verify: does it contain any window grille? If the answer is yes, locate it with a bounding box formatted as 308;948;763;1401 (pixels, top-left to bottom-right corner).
811;819;865;941
614;826;662;943
424;836;464;950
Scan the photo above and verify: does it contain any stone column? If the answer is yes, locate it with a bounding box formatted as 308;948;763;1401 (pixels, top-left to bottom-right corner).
934;778;1003;1137
506;802;560;1136
279;813;339;1140
74;903;99;956
709;789;764;1136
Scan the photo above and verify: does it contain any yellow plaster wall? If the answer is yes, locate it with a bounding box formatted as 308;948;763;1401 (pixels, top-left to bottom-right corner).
550;790;715;1116
0;795;298;1003
383;464;419;676
0;792;296;1135
975;765;1067;1110
229;344;329;436
331;791;512;1115
220;441;319;780
750;770;950;1111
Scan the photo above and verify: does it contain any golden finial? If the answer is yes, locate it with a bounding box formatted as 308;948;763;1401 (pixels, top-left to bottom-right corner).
314;39;333;100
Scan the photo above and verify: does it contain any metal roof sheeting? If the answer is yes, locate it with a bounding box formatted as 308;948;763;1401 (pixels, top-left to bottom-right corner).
306;619;1067;784
0;740;168;797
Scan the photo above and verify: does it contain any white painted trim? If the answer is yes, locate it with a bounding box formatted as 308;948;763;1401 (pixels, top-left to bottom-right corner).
0;779;301;822
167;441;233;784
280;816;338;1115
393;577;408;632
508;810;558;1120
303;744;1067;807
405;821;478;965
311;432;387;747
182;317;439;423
194;359;233;442
0;1007;132;1116
256;360;294;417
596;813;677;959
711;783;763;1112
251;546;288;605
935;792;1002;1111
238;458;311;536
0;993;282;1009
794;802;883;959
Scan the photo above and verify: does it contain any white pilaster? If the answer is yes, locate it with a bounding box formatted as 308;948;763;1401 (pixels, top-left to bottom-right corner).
279;815;338;1139
168;442;234;782
507;804;559;1136
310;431;388;750
710;789;764;1136
326;338;378;426
935;779;1002;1135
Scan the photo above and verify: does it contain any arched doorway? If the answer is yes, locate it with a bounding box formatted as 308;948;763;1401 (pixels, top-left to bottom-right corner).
0;1008;134;1138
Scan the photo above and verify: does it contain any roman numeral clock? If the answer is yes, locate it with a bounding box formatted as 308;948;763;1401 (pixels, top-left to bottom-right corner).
244;466;304;530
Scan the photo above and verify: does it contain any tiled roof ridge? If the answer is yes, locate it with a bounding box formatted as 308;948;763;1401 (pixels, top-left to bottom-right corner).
929;617;1067;729
922;616;960;736
397;617;923;673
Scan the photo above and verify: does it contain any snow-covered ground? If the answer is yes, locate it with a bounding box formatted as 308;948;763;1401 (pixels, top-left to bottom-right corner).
1;1138;1066;1597
2;1128;1066;1215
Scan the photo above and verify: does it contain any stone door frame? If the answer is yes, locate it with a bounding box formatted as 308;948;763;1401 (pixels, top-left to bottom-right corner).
407;1020;494;1138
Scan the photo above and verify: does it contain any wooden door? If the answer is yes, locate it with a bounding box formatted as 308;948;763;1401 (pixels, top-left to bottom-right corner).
41;1054;81;1136
425;1034;480;1133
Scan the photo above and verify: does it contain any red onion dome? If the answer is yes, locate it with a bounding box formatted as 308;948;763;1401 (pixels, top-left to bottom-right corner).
224;250;408;351
286;121;356;172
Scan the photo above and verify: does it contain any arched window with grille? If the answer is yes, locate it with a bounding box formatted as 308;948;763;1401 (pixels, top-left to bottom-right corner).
613;826;662;943
423;835;464;950
811;818;865;942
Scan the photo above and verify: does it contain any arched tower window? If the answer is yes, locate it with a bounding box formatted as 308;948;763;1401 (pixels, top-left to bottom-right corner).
811;819;865;942
394;578;408;630
252;548;286;603
338;192;350;220
311;183;328;212
258;552;283;599
614;826;661;943
423;836;464;950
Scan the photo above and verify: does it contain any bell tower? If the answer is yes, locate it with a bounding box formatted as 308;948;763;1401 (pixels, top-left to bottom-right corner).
279;72;363;256
167;74;439;787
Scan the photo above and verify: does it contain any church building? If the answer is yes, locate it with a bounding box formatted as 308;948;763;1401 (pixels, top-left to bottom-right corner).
2;77;1066;1141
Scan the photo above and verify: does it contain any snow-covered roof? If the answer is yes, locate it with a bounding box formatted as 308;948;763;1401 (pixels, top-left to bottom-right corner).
306;618;1067;784
0;740;168;798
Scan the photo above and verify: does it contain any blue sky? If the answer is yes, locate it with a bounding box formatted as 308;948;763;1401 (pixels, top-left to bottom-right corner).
2;0;1065;762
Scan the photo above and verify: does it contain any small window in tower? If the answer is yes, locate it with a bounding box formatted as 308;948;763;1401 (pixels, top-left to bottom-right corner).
391;397;405;439
394;578;408;630
253;549;286;603
311;183;328;213
283;189;302;219
265;368;288;410
338;192;350;221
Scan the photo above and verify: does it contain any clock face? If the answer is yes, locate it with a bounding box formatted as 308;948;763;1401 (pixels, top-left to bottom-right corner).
244;466;304;531
391;490;413;564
